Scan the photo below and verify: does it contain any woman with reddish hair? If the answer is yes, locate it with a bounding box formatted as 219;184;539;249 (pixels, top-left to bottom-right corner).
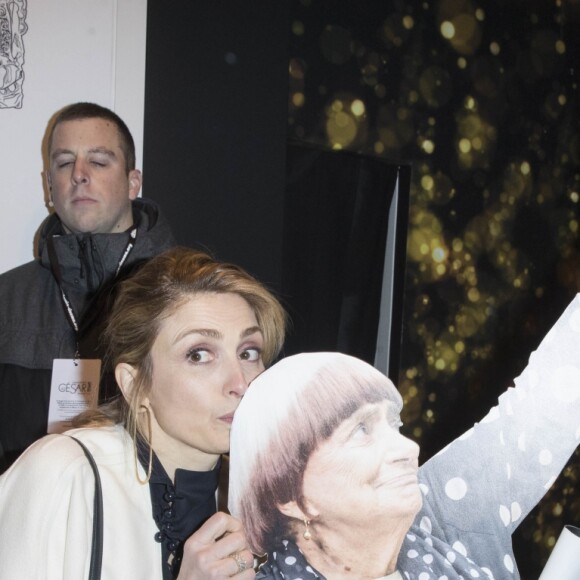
0;247;287;580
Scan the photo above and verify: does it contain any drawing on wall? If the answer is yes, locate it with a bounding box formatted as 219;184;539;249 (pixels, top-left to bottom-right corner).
0;0;27;109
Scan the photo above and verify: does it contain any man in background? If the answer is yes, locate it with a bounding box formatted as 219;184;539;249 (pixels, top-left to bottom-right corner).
0;102;176;472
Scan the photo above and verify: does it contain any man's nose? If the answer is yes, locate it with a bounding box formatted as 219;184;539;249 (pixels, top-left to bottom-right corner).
71;159;89;184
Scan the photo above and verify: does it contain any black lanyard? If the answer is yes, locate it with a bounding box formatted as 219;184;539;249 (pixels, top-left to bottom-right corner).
47;227;137;359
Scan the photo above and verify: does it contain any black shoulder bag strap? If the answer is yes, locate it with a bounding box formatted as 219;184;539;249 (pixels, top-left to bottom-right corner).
68;435;104;580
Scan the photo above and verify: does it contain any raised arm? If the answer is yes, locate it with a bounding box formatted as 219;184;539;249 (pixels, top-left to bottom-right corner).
419;294;580;539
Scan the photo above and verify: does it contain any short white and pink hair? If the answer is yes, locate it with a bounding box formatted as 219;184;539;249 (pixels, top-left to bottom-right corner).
228;352;402;555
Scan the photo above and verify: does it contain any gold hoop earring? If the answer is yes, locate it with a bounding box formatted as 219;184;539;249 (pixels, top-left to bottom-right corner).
303;519;312;540
133;404;153;485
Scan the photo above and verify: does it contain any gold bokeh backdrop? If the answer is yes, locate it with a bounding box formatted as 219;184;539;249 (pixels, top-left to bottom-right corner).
287;0;580;576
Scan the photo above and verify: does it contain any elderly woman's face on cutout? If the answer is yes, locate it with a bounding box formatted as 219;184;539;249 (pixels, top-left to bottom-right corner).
297;399;422;530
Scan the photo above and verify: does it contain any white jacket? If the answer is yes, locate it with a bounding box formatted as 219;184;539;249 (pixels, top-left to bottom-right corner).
0;424;162;579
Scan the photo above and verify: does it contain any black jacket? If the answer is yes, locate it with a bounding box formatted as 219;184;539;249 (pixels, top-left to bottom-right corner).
0;198;176;471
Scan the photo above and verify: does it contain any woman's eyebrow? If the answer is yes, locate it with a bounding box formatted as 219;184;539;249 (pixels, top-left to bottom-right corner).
384;401;403;426
348;405;381;426
174;328;222;344
173;326;262;345
240;326;262;339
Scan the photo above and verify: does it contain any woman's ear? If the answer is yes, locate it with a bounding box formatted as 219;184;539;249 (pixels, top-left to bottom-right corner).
277;500;319;521
115;362;138;403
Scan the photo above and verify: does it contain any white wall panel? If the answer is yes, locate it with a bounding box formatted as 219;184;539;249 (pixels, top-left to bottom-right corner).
0;0;147;273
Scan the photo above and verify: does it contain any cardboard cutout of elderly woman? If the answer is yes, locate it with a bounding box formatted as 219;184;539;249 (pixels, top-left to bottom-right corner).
229;294;580;580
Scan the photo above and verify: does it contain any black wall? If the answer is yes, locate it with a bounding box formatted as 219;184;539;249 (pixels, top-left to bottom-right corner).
142;2;409;372
143;1;291;289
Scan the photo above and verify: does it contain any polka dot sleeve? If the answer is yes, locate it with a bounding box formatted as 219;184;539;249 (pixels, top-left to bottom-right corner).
417;294;580;555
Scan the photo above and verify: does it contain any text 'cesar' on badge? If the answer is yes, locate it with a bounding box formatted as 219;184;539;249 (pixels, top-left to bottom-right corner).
47;358;101;434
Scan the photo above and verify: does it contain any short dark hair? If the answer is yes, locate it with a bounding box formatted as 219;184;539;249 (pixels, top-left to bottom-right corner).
47;102;136;173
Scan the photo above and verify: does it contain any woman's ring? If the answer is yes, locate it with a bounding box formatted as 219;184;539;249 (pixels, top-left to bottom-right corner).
230;552;248;574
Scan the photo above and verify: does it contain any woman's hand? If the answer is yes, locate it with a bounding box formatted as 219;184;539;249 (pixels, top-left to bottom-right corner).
177;512;256;579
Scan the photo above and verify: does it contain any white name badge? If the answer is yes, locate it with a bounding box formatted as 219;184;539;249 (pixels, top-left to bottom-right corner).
47;358;102;434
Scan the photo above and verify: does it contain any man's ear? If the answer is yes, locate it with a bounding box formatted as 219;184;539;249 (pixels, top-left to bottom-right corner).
128;169;142;200
277;500;318;521
45;171;52;192
115;362;139;403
